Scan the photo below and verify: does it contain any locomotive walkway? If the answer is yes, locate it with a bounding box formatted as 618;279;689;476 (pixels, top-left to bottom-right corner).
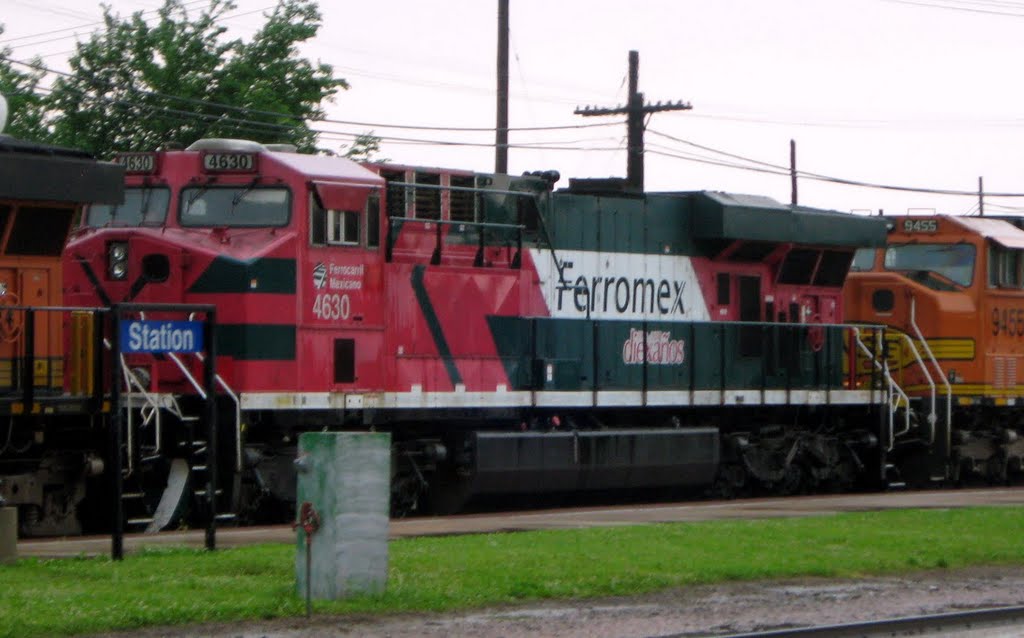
18;487;1024;558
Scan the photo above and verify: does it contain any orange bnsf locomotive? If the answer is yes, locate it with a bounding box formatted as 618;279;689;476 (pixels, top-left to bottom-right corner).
57;137;901;529
846;215;1024;487
0;131;123;535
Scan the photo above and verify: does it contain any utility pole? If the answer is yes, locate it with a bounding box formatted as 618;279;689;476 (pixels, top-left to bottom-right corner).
790;139;798;206
495;0;509;174
575;50;691;191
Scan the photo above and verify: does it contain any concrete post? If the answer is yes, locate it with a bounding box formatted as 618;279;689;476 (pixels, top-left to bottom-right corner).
0;506;17;564
295;432;390;599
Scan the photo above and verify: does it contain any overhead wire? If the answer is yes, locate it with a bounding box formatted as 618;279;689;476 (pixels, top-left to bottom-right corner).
884;0;1024;17
3;56;627;135
647;128;1024;198
0;0;212;48
9;55;1024;200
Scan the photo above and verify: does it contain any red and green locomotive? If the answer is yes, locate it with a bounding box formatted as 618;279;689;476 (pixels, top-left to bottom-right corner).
63;139;893;523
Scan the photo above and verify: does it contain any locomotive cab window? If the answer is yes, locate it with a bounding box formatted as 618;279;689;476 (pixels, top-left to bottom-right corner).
87;186;169;227
327;210;360;245
988;243;1024;289
7;205;75;255
180;186;290;227
311;189;379;248
884;242;974;288
850;248;876;272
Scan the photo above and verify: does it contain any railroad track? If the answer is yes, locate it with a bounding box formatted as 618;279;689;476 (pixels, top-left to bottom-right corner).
694;605;1024;638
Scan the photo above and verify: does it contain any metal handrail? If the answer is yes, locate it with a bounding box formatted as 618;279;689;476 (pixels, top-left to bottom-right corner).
381;179;565;278
186;311;242;472
118;357;166;476
909;297;952;450
852;327;911;451
191;350;243;473
897;333;937;444
165;351;207;400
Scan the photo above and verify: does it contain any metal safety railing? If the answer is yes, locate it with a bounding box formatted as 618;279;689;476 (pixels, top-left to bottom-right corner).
382;179;564;274
852;326;911;451
909;297;952;450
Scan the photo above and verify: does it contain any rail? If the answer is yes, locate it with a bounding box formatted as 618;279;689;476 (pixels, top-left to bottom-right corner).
705;605;1024;638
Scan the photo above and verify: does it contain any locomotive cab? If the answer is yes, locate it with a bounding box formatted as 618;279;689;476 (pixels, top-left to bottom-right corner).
845;215;1024;484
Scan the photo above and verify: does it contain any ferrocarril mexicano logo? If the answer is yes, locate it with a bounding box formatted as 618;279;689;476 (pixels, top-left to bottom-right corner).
531;249;711;321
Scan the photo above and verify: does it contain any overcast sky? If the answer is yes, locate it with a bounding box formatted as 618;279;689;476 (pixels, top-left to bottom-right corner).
3;0;1024;215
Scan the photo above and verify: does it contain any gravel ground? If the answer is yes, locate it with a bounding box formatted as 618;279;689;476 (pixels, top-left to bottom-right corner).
89;565;1024;638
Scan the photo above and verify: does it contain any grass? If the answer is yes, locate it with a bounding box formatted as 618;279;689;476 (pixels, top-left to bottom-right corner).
3;507;1024;637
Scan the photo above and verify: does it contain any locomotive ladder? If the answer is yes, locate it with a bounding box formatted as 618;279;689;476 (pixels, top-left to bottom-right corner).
112;348;241;532
163;349;240;527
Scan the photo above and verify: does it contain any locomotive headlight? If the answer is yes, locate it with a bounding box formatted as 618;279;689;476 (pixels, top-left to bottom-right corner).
107;242;128;280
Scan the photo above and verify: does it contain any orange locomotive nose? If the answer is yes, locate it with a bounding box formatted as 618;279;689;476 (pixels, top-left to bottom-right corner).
846;214;1024;485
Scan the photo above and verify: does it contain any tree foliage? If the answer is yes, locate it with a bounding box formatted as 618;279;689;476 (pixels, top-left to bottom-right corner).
0;29;47;140
342;132;385;163
45;0;348;156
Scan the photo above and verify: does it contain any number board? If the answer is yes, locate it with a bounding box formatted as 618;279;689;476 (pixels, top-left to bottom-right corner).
901;219;938;234
202;152;257;173
114;153;158;174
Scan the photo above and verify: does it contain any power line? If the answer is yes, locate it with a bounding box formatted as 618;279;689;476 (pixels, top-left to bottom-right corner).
884;0;1024;17
0;0;211;47
3;55;627;135
13;56;1024;201
646;134;1024;198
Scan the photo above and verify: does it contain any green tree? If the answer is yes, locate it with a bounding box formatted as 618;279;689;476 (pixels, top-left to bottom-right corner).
46;0;348;156
342;132;385;163
0;28;48;141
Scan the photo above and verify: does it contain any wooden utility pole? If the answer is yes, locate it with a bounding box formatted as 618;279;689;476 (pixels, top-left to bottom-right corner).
495;0;509;173
575;50;691;191
790;139;798;205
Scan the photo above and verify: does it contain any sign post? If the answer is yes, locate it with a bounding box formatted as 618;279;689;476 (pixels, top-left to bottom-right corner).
110;304;216;559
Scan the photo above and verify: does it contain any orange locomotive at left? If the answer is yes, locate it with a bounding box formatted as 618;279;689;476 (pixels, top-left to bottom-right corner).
845;214;1024;486
0;114;123;535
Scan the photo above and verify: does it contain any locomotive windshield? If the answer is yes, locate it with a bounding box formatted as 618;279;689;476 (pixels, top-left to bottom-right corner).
850;248;876;271
883;242;975;288
86;187;169;227
180;186;290;227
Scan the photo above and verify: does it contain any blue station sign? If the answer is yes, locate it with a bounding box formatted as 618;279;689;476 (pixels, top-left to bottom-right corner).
120;320;204;354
